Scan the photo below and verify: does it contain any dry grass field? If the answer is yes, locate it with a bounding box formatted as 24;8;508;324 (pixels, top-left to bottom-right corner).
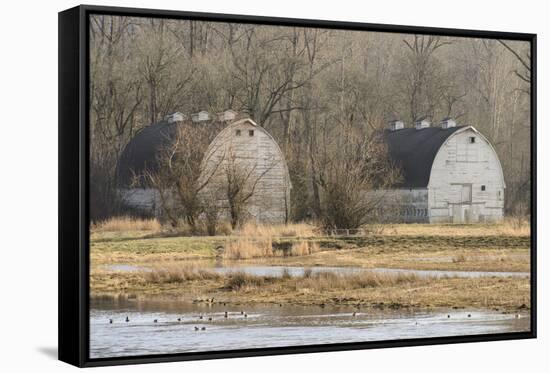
90;217;531;311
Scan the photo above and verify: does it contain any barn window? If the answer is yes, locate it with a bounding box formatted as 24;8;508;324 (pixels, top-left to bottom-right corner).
481;185;486;191
249;130;255;137
235;129;241;136
469;136;476;143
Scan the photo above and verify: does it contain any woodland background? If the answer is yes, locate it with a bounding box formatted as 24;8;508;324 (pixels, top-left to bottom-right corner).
89;15;532;223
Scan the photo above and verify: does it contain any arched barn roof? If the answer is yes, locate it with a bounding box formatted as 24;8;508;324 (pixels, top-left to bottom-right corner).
116;119;223;186
383;126;465;188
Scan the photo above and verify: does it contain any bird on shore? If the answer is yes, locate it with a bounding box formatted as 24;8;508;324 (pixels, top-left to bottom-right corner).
199;314;203;320
240;310;244;315
109;319;113;324
177;318;181;322
516;314;521;319
467;314;471;318
224;312;228;318
201;327;206;331
194;326;199;331
208;317;213;321
447;315;451;318
244;313;248;318
125;316;130;322
352;312;356;317
154;319;158;323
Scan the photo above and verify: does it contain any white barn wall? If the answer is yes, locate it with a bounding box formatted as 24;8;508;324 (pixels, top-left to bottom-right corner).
428;128;505;223
119;188;161;216
119;120;291;225
200;119;291;224
368;188;429;223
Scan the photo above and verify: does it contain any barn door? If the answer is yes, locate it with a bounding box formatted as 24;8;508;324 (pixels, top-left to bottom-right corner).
455;184;475;223
460;184;472;204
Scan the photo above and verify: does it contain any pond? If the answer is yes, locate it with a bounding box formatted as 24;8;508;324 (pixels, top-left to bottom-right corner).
90;298;530;358
104;263;530;279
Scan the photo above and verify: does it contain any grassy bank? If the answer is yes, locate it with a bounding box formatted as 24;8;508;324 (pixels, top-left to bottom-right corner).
90;219;531;311
90;265;530;311
91;222;530;272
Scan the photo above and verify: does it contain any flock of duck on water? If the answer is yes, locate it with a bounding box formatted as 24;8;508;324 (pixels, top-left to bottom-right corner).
106;310;521;330
108;310;249;331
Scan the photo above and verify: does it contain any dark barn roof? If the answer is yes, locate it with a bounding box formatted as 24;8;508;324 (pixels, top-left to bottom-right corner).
116;120;177;186
116;119;225;186
383;126;465;188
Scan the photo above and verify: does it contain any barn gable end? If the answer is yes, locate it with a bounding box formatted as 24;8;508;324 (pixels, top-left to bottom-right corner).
116;115;291;224
382;123;505;224
428;127;505;223
200;118;291;224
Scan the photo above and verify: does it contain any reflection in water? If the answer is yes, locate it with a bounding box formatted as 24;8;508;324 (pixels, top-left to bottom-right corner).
210;265;530;278
103;263;530;279
90;298;530;358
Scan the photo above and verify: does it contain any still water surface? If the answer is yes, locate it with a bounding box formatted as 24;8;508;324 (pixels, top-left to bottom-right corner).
90;299;530;358
104;263;530;278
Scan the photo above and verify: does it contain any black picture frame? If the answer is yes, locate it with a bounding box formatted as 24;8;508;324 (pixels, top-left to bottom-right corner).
58;4;537;367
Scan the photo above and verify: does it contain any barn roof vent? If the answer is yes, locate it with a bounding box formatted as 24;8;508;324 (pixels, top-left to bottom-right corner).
218;109;237;122
191;111;211;122
165;112;186;123
440;118;457;129
414;118;431;130
388;120;405;131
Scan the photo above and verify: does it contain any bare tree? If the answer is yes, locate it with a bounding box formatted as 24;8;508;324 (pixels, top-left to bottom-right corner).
222;147;277;229
316;130;401;229
401;35;451;122
140;123;225;230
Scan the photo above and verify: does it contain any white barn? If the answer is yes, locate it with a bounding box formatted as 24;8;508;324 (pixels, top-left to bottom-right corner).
199;118;291;224
116;113;291;224
381;118;505;223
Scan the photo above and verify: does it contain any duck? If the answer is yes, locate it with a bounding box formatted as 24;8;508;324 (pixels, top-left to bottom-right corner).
154;319;158;323
240;310;244;315
467;314;471;318
447;315;451;318
244;313;248;318
208;317;213;321
177;317;181;322
201;326;206;331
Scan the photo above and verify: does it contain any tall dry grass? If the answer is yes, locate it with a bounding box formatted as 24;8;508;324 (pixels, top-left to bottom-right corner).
223;270;424;292
374;219;531;237
91;216;162;233
143;263;221;284
223;236;274;259
223;222;321;259
498;217;531;236
290;241;320;256
239;222;319;238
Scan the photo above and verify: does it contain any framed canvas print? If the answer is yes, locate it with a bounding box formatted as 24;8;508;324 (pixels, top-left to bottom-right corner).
58;5;536;367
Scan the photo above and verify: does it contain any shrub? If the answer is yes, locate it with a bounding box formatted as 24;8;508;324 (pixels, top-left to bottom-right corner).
91;216;161;232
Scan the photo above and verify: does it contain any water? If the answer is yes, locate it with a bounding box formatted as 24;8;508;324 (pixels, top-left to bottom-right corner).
210;265;530;278
90;299;530;358
104;263;530;279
